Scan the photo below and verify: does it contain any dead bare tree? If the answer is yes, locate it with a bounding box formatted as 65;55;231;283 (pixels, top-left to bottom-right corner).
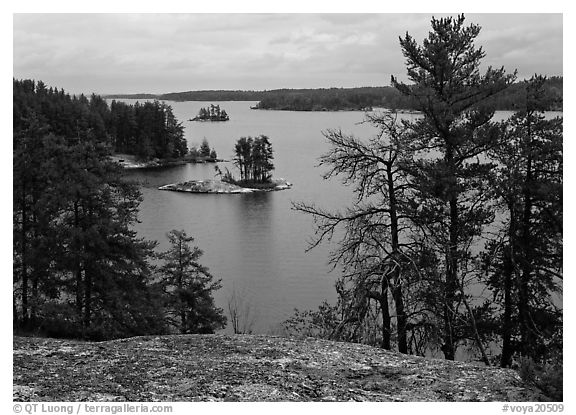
227;285;257;334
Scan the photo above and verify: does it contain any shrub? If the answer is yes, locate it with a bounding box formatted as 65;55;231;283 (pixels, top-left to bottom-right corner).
517;356;563;401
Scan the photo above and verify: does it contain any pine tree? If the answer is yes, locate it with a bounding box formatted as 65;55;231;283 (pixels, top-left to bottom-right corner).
157;230;226;334
233;136;274;183
234;137;253;181
255;135;274;182
164;104;187;158
13;80;167;339
13;117;54;327
200;138;212;158
486;76;562;366
53;139;163;338
391;14;515;361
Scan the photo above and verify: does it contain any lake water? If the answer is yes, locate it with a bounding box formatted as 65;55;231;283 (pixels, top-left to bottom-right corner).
116;100;380;333
112;99;561;334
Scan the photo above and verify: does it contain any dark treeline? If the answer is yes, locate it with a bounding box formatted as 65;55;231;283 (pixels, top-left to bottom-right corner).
14;79;188;161
162;90;263;101
252;87;409;111
105;78;562;112
103;93;158;100
106;90;263;101
288;15;562;399
107;87;414;110
13;79;226;340
109;100;187;160
252;80;562;112
485;76;563;111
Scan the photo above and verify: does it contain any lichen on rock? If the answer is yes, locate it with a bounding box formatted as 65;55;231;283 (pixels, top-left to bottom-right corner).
13;334;548;402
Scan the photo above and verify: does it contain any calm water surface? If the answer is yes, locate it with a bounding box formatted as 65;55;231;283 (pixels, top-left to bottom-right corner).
113;99;561;333
116;100;380;333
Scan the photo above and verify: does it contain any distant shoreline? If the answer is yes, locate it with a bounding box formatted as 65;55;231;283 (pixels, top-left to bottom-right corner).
103;79;563;112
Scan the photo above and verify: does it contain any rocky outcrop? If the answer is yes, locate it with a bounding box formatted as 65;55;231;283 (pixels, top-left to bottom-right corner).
158;179;292;194
13;334;546;402
110;154;221;170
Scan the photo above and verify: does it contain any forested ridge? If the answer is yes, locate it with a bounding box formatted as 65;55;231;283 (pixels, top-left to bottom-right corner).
105;77;562;112
13;79;226;340
14;79;188;161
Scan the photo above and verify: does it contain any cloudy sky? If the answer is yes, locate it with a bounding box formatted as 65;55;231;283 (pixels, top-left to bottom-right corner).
13;13;563;95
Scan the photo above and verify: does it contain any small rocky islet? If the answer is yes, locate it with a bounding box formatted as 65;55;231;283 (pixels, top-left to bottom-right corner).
158;178;292;194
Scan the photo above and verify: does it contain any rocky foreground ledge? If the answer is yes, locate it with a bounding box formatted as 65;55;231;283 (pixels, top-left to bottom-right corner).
13;334;546;402
158;178;292;194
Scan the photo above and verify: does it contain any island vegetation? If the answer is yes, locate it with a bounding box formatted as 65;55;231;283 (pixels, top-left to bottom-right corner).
160;135;291;194
190;104;230;121
188;137;218;161
226;135;275;186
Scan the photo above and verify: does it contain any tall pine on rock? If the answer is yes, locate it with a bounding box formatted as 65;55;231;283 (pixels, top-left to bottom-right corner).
485;76;562;366
392;15;515;361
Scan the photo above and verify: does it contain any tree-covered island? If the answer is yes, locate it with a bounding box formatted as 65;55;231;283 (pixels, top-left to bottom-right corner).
159;135;292;194
13;91;221;170
190;104;229;121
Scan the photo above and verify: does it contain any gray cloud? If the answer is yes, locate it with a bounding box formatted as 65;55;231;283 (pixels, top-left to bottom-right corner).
13;13;562;94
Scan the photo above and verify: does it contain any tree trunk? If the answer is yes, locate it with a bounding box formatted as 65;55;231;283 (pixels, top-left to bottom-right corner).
13;296;19;327
83;266;92;331
20;188;29;327
178;238;187;333
444;144;459;361
74;202;83;318
461;288;491;366
30;189;39;325
83;205;94;334
386;163;408;354
380;279;391;350
31;275;39;326
180;308;187;334
501;203;516;367
518;115;534;358
393;282;408;354
500;243;514;367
